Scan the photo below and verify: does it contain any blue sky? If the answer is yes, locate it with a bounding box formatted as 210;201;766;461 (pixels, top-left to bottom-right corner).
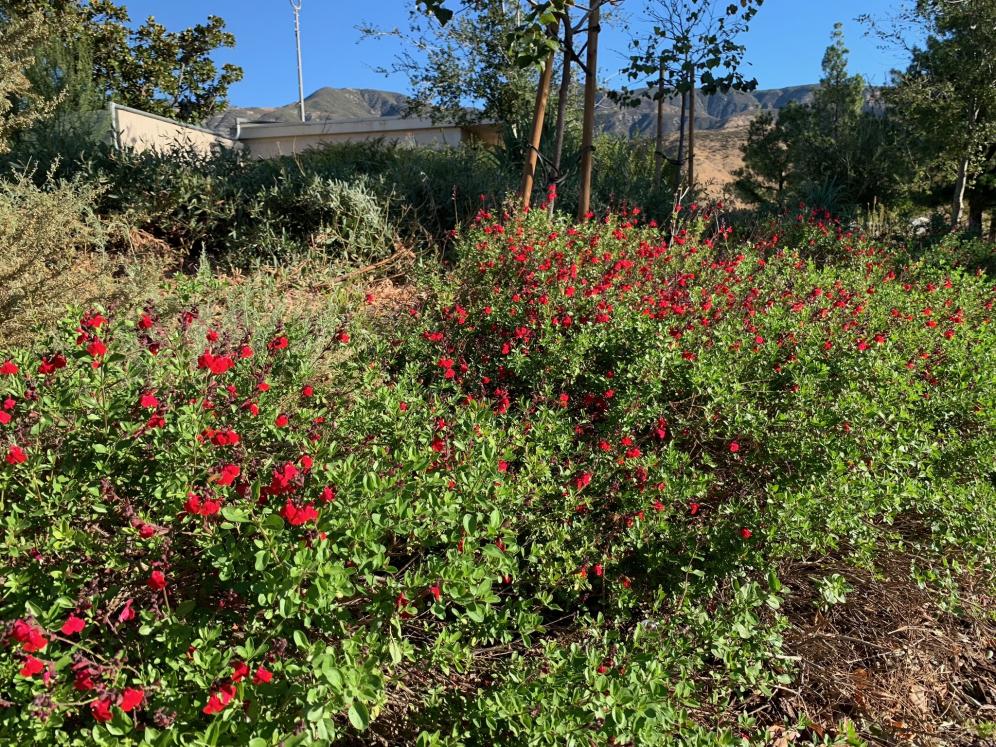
123;0;912;109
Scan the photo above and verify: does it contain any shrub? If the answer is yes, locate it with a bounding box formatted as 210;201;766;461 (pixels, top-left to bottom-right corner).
1;211;993;744
0;172;165;346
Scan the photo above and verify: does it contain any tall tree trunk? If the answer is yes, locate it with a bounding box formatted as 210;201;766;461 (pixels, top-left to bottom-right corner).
653;57;665;190
687;80;695;191
520;41;557;210
548;15;573;214
951;156;969;228
673;89;687;192
988;210;996;242
577;0;600;219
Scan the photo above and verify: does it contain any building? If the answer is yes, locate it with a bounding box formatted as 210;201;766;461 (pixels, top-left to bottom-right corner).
108;102;500;159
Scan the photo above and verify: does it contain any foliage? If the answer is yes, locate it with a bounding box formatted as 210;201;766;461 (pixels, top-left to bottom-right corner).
360;1;539;132
0;7;59;151
2;0;243;125
735;24;913;214
1;208;993;744
882;0;996;224
0;170;166;346
616;0;765;102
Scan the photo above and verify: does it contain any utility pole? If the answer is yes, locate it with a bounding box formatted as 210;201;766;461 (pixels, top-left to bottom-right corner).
290;0;306;122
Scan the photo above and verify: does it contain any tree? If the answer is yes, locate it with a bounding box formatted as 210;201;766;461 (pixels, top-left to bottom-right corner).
732;107;802;208
0;8;56;150
3;0;243;125
360;1;540;131
735;23;913;213
879;0;996;227
617;0;764;192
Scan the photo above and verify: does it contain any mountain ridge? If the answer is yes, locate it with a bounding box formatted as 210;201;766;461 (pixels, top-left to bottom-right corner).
207;84;818;137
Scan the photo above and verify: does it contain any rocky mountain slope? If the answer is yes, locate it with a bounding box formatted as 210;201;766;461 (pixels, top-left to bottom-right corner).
208;84;816;137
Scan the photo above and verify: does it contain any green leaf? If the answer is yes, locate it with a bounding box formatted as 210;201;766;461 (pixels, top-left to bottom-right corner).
348;701;370;731
221;506;250;523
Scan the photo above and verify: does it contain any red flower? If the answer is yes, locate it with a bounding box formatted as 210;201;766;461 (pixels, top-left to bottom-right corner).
139;392;159;409
231;661;250;683
498;460;508;473
321;485;337;503
19;655;45;678
118;599;135;623
275;413;289;428
689;502;701;516
239;345;254;359
197;352;234;375
86;339;107;357
11;620;46;652
399;402;408;412
267;462;299;495
0;360;18;375
148;570;167;591
61;613;86;636
184;493;221;516
138;313;154;330
5;445;26;465
253;665;273;685
337;331;350;344
119;687;144;712
281;500;319;526
729;441;741;453
203;683;236;715
301;385;314;398
430;584;442;602
214;463;241;487
91;697;114;723
299;454;313;471
431;438;445;453
740;527;752;539
268;335;289;352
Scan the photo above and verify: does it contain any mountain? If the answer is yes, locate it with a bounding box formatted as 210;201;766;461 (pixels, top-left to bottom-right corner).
208;84;817;137
205;87;409;134
594;84;817;137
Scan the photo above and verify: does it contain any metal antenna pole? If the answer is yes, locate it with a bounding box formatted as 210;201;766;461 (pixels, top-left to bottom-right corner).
290;0;305;122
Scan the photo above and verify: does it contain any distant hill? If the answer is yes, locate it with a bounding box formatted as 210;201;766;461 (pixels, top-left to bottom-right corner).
205;87;409;133
209;84;818;137
595;84;817;137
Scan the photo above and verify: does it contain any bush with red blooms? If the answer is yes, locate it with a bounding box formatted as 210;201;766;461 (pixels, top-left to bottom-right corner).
1;206;994;744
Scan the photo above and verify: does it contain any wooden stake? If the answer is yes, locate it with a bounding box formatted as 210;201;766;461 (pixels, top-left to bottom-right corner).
577;0;600;219
687;79;695;191
520;32;558;209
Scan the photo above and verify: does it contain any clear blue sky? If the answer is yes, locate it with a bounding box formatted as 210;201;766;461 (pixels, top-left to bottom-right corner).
123;0;911;109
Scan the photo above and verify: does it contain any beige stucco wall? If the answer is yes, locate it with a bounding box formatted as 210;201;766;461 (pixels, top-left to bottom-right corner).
241;127;465;159
114;106;239;155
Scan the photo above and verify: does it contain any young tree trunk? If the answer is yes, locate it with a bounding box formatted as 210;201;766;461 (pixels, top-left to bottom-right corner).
653;57;665;190
687;80;695;191
951;155;969;228
519;44;557;209
673;89;687;192
548;15;573;214
988;210;996;242
577;0;600;219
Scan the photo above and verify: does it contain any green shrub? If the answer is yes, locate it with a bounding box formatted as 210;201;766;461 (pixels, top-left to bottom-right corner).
1;211;993;744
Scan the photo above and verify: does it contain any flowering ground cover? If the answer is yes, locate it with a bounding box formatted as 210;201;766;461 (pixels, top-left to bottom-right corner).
1;207;994;745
